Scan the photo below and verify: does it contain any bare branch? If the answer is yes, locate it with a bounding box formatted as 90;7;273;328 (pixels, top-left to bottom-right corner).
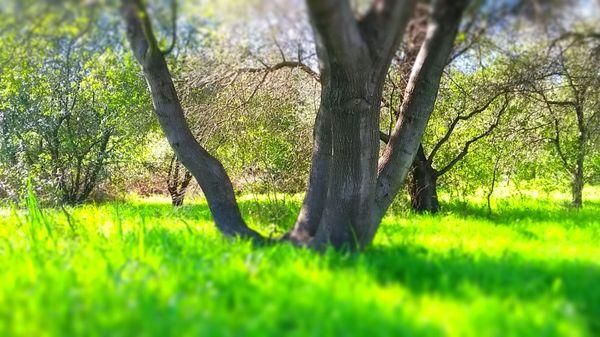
428;92;502;162
238;61;320;82
436;97;509;176
162;0;178;55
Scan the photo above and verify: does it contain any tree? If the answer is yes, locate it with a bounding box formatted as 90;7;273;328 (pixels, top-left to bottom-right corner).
0;4;152;204
526;31;600;208
121;0;469;250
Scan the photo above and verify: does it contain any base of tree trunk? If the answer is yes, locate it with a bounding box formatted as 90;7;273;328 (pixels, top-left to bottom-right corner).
408;146;440;213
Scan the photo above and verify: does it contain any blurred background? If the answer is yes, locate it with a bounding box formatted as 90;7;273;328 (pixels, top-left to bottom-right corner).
0;0;598;210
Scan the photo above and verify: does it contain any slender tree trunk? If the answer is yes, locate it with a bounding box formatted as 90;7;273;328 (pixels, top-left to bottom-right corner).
572;152;585;209
167;155;193;206
408;144;439;213
571;105;586;209
121;0;262;240
375;0;468;224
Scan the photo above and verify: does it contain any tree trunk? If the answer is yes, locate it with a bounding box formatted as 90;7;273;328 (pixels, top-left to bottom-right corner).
167;155;193;207
375;0;468;223
408;144;439;213
571;104;586;209
121;0;262;240
310;70;383;250
287;106;331;243
571;155;584;209
294;0;466;249
291;0;416;250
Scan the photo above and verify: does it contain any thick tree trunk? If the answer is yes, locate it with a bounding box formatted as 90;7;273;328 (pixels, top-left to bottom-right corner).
310;70;383;249
294;0;466;249
121;0;262;240
408;144;439;213
291;0;415;249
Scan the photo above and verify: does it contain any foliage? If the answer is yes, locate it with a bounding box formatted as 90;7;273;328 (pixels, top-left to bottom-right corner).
178;55;317;194
0;6;153;204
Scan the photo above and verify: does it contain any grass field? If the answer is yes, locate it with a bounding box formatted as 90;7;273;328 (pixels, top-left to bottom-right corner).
0;187;599;337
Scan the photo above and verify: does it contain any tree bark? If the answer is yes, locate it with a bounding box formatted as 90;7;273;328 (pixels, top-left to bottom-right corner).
121;0;262;240
310;69;383;249
297;0;417;250
287;105;331;243
571;162;583;209
408;144;440;213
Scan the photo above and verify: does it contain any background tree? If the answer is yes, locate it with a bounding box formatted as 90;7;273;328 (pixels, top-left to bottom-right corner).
523;31;600;208
0;3;153;204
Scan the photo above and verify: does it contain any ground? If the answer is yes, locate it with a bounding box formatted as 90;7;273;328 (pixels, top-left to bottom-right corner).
0;187;599;337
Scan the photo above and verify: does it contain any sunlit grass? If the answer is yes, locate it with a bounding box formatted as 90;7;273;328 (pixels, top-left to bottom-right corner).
0;187;598;336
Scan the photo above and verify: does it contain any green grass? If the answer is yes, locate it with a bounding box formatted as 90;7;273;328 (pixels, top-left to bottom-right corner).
0;187;599;337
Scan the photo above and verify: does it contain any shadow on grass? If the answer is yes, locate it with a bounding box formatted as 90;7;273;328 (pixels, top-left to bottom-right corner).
437;198;600;227
95;198;600;335
328;243;600;335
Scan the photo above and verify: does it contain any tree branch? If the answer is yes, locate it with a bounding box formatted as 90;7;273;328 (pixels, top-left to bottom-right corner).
428;91;503;162
358;0;417;75
162;0;178;55
238;61;320;82
375;0;470;218
306;0;370;70
436;96;509;176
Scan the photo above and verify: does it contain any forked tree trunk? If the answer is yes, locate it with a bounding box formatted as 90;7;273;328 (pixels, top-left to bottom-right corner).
408;145;439;213
122;0;468;250
289;0;418;249
293;0;468;249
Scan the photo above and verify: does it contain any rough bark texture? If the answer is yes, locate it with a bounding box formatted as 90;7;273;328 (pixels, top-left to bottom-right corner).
407;145;440;213
288;106;332;242
290;0;467;249
121;0;262;240
375;0;469;223
294;0;417;250
310;69;382;249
